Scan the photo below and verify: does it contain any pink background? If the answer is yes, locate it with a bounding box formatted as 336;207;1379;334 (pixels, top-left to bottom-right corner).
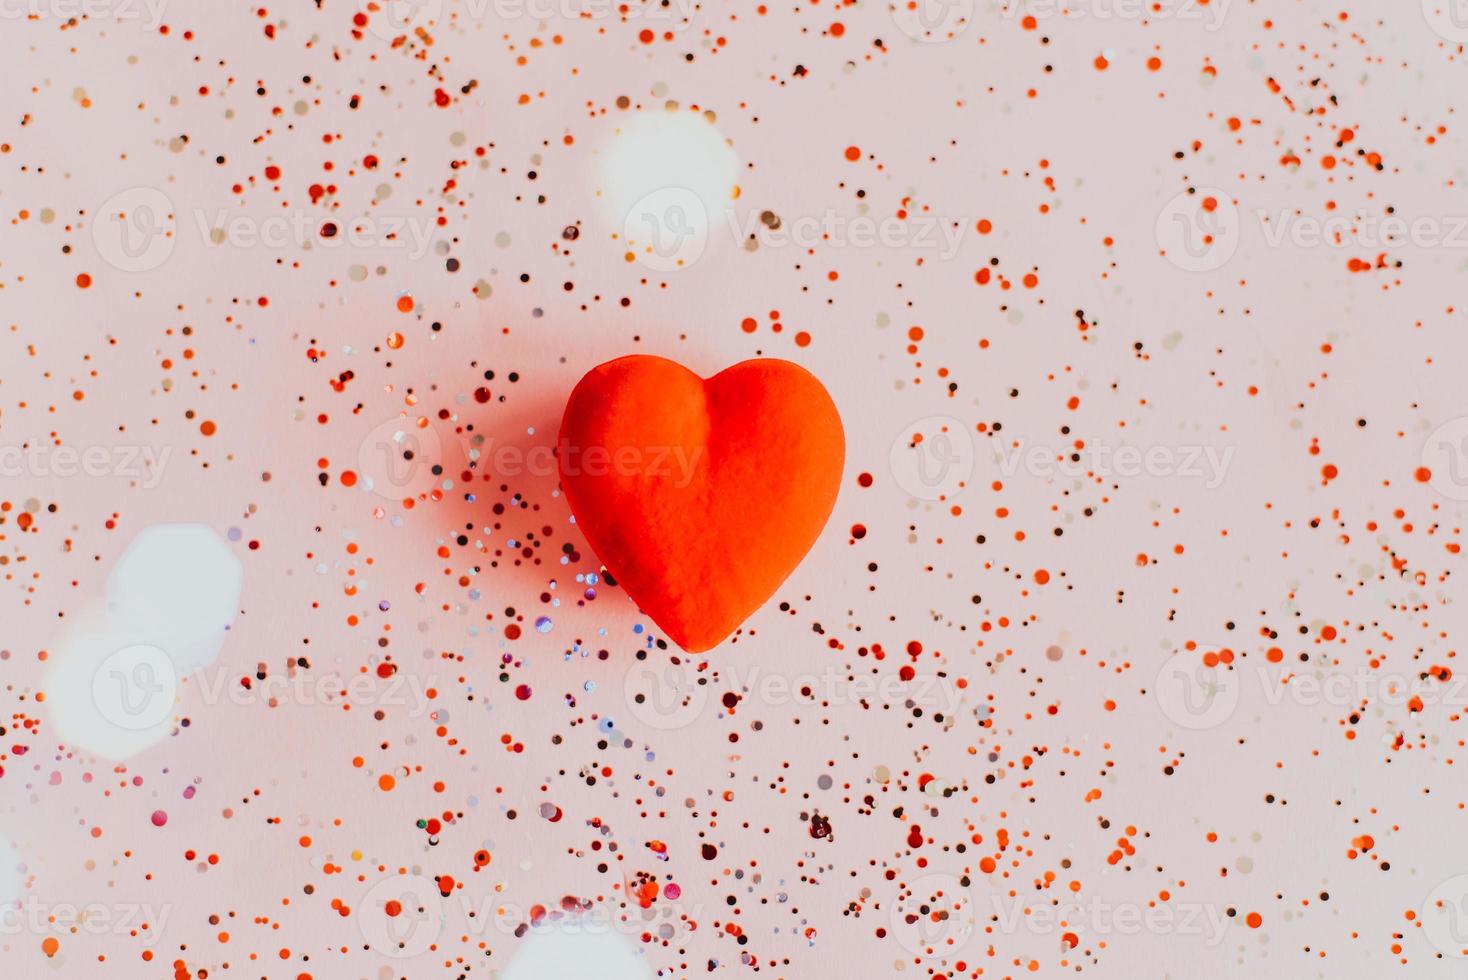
3;0;1468;976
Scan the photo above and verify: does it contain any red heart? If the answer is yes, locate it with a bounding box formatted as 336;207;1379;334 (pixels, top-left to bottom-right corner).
559;355;845;652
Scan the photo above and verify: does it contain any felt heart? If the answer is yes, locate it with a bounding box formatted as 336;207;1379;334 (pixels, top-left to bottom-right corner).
558;355;844;653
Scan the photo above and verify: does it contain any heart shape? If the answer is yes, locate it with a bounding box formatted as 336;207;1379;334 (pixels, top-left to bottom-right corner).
559;355;845;652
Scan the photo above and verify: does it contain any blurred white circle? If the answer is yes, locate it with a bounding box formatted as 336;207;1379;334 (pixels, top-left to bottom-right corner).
1155;187;1238;272
599;111;738;272
93;187;175;273
358;874;443;958
502;920;655;979
890;416;974;501
91;644;177;731
1155;647;1239;730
